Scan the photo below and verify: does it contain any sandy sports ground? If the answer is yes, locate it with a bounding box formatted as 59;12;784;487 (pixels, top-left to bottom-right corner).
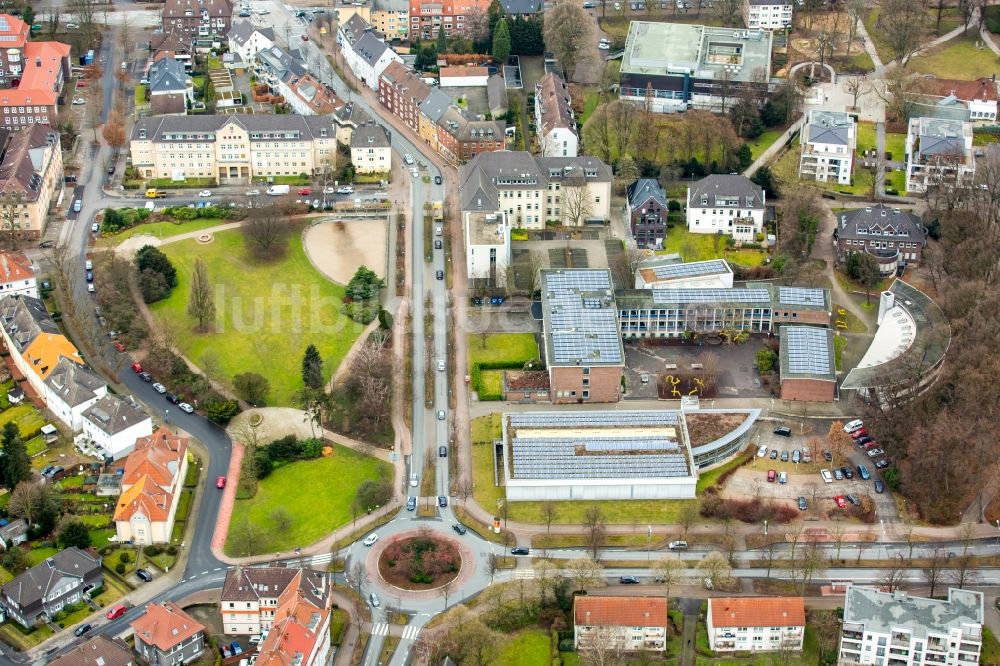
303;217;387;285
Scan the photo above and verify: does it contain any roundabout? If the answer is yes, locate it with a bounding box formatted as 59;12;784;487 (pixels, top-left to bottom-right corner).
364;526;481;602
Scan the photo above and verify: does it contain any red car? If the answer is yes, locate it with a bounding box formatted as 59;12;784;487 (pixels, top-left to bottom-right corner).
850;428;868;439
216;476;226;489
834;495;847;509
131;362;143;373
106;604;127;620
297;187;312;195
863;440;879;449
114;341;125;353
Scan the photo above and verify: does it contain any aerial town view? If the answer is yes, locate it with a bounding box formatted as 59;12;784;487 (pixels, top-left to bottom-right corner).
0;0;997;663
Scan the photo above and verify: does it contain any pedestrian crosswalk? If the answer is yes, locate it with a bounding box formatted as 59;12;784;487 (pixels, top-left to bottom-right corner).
514;569;536;580
371;624;421;640
310;552;334;566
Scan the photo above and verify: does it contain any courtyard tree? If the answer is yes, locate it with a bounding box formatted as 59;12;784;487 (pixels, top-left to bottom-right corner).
561;176;595;226
543;2;593;81
1;423;31;490
187;258;216;331
234;372;271;406
844;252;882;304
827;421;854;466
301;344;325;390
58;518;92;549
491;18;511;65
755;347;778;374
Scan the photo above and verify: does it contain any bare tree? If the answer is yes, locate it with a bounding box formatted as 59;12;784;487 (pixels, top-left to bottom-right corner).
534;559;561;605
0;191;26;250
543;3;594;81
879;555;907;593
652;557;686;597
242;205;292;259
102;111;127;151
827;421;854;466
844;76;868;109
699;551;731;589
878;0;929;66
713;0;743;25
579;624;628;666
187;258;216;331
540;501;557;533
484;553;498;584
922;547;947;597
67;0;100;44
846;0;866;52
347;560;369;597
441;577;456;609
583;505;607;560
761;540;780;582
566;557;606;591
949;553;978;589
561;177;595;226
7;481;44;525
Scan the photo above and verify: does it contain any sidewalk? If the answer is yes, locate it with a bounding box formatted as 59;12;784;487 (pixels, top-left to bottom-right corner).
743;116;804;178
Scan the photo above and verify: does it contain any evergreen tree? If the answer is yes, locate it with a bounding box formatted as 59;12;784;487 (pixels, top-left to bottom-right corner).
302;344;324;390
492;19;511;65
58;519;92;550
436;25;447;53
487;0;503;35
0;423;30;490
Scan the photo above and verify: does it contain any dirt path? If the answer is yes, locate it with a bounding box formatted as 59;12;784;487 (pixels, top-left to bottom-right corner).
816;205;869;324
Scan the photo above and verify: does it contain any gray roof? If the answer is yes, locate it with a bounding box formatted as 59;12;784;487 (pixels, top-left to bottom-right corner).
0;294;60;353
148;57;188;94
805;110;853;147
780;325;835;382
500;0;542;13
1;547;101;609
487;74;508;114
639;257;732;282
843;587;983;640
915;117;969;157
836;204;925;244
256;45;306;80
540;269;624;367
333;101;371;127
83;394;150;436
341;14;372;45
352;31;392;67
132;114;335;142
0;518;27;541
688;174;765;209
162;0;232;20
616;282;830;311
627;178;667;210
351;121;391;148
44;357;106;408
419;88;453;124
227;19;274;48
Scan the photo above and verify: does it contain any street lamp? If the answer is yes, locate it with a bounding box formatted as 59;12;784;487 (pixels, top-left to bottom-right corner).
763;519;768;536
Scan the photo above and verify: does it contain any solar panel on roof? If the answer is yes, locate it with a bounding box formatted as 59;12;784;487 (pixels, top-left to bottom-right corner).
778;287;826;307
651;288;770;304
509;411;679;427
785;327;832;376
651;260;730;280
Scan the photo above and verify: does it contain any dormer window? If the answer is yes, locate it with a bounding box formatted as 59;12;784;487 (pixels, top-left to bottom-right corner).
700;196;708;206
139;129;147;139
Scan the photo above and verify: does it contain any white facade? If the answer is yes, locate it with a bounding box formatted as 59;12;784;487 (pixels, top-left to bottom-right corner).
538;126;578;158
439;73;489;87
744;0;792;29
0;253;37;298
44;380;107;431
81;396;153;460
969;97;997;122
342;34;402;91
706;598;805;653
464;210;510;286
840;588;983;666
800;110;856;186
228;25;274;65
904;117;975;193
685;194;765;242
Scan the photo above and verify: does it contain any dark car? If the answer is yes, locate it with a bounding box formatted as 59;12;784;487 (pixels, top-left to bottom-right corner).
139;371;152;382
165;393;181;404
439;446;447;457
857;436;874;445
436;270;444;280
511;546;530;555
875;458;890;469
434;239;442;249
773;426;792;437
846;494;861;506
797;496;808;511
434;175;442;185
874;479;885;493
135;568;153;582
780;450;789;462
841;466;854;479
38;240;55;248
437;495;448;507
406;496;416;511
452;523;467;535
857;464;870;480
74;623;92;637
769;449;778;460
107;164;115;175
619;576;641;584
833;468;844;480
85;271;93;282
823;450;833;462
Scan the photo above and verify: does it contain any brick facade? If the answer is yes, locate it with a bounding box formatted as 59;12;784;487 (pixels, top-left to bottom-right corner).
549;366;621;404
780;377;835;402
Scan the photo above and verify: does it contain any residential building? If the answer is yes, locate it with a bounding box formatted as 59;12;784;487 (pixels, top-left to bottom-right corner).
379;61;506;164
334;6;372;35
0;15;71;131
743;0;792;29
839;587;983;666
619;22;773;112
284;73;342;116
254;45;307;94
161;0;234;38
499;0;543;17
707;597;805;652
0;294;82;400
131;602;206;666
81;394;153;460
464;210;510;287
341;15;402;91
439;65;489;87
539;269;624;403
574;596;668;652
625;178;668;248
43;357;108;430
799;110;856;186
49;636;134;666
634;256;734;290
458;151;612;228
0;125;65;240
372;8;409;41
338;12;374;48
332;101;371;145
114;428;189;545
0;251;37;298
130;115;338;184
254;570;333;666
0;547;103;628
408;0;491;40
350;121;392;174
150;29;194;70
226;20;274;65
616;284;832;339
534;72;578;157
686;174;766;241
0;518;27;547
780;325;836;401
835;204;926;275
905;116;975;192
220;567;330;636
911;76;999;123
147;57;193;115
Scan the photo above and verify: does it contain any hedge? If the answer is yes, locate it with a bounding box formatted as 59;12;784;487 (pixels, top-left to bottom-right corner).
469;359;525;400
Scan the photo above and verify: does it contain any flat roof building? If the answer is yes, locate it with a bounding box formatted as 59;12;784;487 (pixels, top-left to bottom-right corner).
634;256;734;290
800;110;856;186
540;269;624;403
501;410;696;500
779;325;836;402
619;21;773;113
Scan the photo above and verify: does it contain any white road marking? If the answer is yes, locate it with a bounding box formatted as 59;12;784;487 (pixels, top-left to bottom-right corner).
401;625;420;640
372;623;389;636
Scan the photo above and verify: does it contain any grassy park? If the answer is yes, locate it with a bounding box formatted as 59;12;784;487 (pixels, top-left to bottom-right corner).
101;218;228;246
225;445;391;556
151;226;365;405
659;227;768;267
909;31;1000;80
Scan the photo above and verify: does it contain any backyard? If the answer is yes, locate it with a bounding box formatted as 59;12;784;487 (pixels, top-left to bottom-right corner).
658;227;769;267
225;445;391;556
151;226;366;405
908;31;1000;79
467;333;540;401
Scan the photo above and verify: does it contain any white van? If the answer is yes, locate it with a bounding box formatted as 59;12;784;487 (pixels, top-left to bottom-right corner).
843;419;864;433
820;468;833;483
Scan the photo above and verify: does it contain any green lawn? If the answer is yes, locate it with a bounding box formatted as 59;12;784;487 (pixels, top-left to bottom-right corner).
25;435;47;457
150;226;366;405
856;122;876;154
748;128;786;162
834;334;847;372
862;9;895;64
467;333;539;366
101;218;228;246
694;625;823;665
884;133;906;162
659;226;768;267
0;404;47;439
134;84;147;106
909;31;1000;79
885;169;907;195
982;627;1000;666
580;88;600;126
26;546;59;566
225;445;391;556
490;629;551;666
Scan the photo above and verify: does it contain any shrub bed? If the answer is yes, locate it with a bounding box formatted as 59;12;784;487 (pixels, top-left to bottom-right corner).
377;534;461;589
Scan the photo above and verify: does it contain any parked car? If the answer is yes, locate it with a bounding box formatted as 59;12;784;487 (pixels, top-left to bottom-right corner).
85;271;93;282
867;448;884;457
767;469;776;483
846;494;861;506
797;496;808;511
874;479;885;493
667;540;688;550
778;471;787;484
756;445;768;457
298;187;312;196
437;495;448;507
179;402;194;413
106;605;127;620
198;190;212;197
74;623;92;637
136;569;153;582
91;222;100;233
820;468;833;483
791;449;800;463
851;428;869;439
511;546;530;555
858;465;870;480
780;450;789;462
834;495;847;509
452;523;467;535
619;576;640;584
439;446;447;457
773;426;792;436
406;496;416;511
152;383;167;394
833;468;844;480
72;97;86;105
139;372;152;382
337;185;353;194
165;393;180;404
875;458;890;469
841;466;854;479
843;419;864;433
769;449;778;460
823;450;833;461
404;153;414;165
363;533;379;547
322;187;336;194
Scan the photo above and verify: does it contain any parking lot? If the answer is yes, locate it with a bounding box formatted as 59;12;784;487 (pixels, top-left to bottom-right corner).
623;339;772;400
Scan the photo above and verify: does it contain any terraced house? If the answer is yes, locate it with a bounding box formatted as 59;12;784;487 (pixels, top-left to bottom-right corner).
129;115;338;184
114;428;189;545
0;125;65;240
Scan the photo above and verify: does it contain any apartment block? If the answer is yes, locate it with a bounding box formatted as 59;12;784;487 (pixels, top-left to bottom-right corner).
905;116;975;193
743;0;792;29
707;597;805;653
535;72;578;157
574;596;668;652
800;110;856;186
0;125;64;240
161;0;233;38
408;0;490;40
0;14;71;131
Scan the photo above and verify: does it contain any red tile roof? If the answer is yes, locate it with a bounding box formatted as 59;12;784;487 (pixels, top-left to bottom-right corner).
114;475;172;522
440;65;488;78
0;14;29;48
121;427;188;487
0;251;34;284
20;42;71;91
574;596;668;628
928;77;999;102
709;597;806;628
131;602;204;651
255;572;332;666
